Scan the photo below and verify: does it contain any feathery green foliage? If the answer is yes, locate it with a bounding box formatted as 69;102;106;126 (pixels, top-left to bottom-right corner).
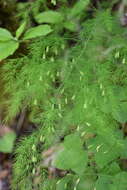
2;0;127;189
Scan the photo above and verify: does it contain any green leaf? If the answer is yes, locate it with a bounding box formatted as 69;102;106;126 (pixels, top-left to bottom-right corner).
16;21;26;39
69;0;90;18
0;28;14;41
63;134;83;149
95;173;127;190
23;25;52;40
0;40;19;60
112;172;127;190
103;162;121;175
112;103;127;123
95;146;120;168
110;85;127;123
100;86;127;123
95;175;112;190
35;11;63;24
53;134;88;174
87;136;120;168
121;139;127;158
64;21;78;32
0;132;16;153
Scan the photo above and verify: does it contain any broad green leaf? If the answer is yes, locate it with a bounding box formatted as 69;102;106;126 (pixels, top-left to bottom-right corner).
69;0;90;18
121;139;127;158
111;103;127;123
95;146;120;168
23;25;52;40
0;28;14;41
101;85;127;122
0;132;16;153
0;40;19;61
63;134;83;149
64;21;78;32
53;134;88;174
110;86;127;122
112;85;127;101
95;173;127;190
16;21;26;39
103;162;121;175
95;175;112;190
112;172;127;190
35;11;63;24
87;136;121;168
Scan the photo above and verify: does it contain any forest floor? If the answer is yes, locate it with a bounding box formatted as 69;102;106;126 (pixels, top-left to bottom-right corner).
0;153;12;190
